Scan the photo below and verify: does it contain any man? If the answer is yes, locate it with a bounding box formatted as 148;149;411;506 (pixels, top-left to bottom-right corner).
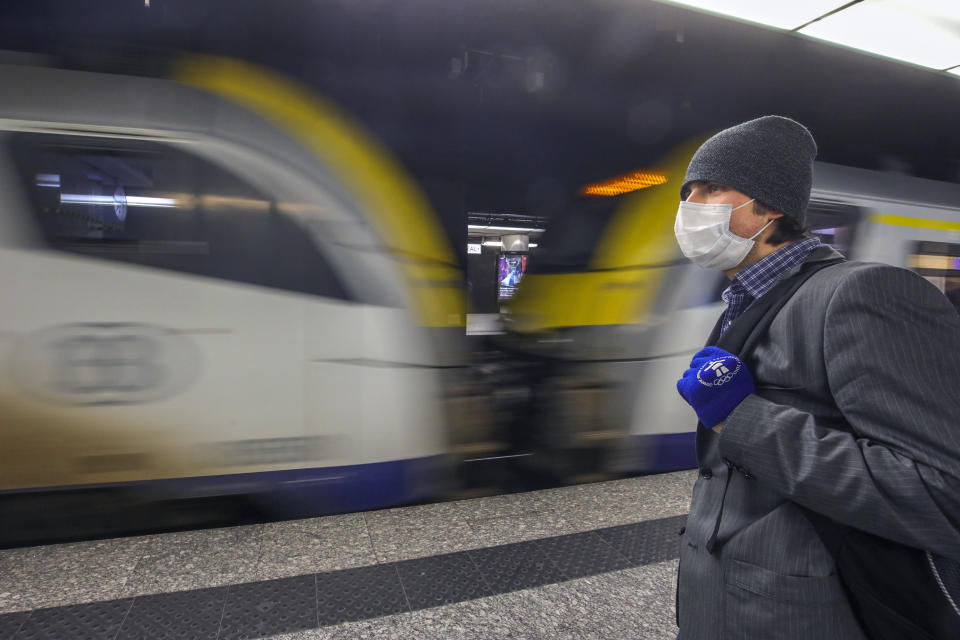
672;115;960;639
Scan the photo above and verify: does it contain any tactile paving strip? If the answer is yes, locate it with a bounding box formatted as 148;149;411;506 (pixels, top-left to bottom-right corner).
468;538;570;592
0;611;29;640
15;599;132;640
217;575;316;640
4;514;687;639
395;551;495;610
536;530;634;580
115;586;227;640
596;514;687;566
315;563;408;626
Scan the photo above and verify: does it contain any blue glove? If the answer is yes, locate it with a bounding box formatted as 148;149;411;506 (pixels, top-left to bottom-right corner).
676;346;755;428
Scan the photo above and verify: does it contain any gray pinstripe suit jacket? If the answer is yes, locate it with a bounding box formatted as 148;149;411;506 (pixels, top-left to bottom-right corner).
676;245;960;640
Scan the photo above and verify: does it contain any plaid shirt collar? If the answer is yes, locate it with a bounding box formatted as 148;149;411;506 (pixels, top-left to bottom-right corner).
728;236;822;301
720;236;822;328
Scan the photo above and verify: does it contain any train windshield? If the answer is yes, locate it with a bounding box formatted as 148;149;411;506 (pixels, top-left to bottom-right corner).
527;198;618;274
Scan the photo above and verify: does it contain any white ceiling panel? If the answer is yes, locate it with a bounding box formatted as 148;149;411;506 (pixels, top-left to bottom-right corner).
799;0;960;70
662;1;850;30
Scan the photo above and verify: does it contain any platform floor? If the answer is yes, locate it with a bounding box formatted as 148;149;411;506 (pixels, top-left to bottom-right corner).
0;469;696;639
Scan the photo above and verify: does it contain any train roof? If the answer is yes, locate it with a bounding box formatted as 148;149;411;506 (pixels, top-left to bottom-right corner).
813;162;960;212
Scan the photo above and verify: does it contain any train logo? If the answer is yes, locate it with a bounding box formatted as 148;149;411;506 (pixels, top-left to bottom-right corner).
9;323;201;405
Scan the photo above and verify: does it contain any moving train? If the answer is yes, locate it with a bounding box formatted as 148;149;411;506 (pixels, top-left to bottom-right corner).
0;57;471;545
502;144;960;481
1;0;958;545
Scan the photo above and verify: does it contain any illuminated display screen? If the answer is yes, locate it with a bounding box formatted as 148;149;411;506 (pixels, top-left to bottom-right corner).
497;254;528;300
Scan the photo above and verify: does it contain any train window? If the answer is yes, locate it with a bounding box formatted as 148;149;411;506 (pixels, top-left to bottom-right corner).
9;133;349;300
909;242;960;313
805;200;863;257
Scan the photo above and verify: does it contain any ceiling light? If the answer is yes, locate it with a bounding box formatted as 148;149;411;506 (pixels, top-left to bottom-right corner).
580;170;668;197
468;225;546;233
483;241;503;247
799;1;960;70
660;1;849;30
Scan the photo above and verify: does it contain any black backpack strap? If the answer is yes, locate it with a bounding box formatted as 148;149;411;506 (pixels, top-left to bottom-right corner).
709;255;847;554
696;255;845;556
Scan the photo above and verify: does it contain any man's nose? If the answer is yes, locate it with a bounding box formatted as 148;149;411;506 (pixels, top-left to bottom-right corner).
685;187;704;203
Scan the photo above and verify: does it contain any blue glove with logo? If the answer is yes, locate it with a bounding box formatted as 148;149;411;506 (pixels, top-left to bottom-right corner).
676;346;755;428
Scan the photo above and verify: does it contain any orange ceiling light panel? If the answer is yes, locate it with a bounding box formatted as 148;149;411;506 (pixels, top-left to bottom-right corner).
580;170;668;197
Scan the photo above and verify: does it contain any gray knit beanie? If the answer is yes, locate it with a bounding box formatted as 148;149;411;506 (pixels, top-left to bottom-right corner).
680;115;817;224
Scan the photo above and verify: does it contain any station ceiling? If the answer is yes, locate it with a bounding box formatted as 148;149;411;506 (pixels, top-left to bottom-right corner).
667;1;960;74
1;0;958;228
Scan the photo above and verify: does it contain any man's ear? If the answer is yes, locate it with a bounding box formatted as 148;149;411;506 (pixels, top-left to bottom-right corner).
759;211;786;246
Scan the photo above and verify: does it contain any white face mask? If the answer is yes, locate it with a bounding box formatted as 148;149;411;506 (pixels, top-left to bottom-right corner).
674;198;774;270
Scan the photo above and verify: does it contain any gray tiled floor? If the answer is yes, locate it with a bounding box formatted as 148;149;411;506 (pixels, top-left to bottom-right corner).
123;524;263;597
265;559;681;640
257;514;377;580
0;547;43;612
365;470;697;563
0;469;696;617
0;537;147;610
362;502;482;564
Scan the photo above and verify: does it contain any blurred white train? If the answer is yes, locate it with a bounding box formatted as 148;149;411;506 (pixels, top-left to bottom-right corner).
0;58;470;544
503;140;960;481
2;56;958;545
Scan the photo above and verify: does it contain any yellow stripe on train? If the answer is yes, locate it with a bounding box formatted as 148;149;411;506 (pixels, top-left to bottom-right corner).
870;214;960;233
509;138;706;332
174;55;465;328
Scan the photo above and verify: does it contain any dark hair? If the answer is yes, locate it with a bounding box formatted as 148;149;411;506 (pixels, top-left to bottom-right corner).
753;200;808;245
